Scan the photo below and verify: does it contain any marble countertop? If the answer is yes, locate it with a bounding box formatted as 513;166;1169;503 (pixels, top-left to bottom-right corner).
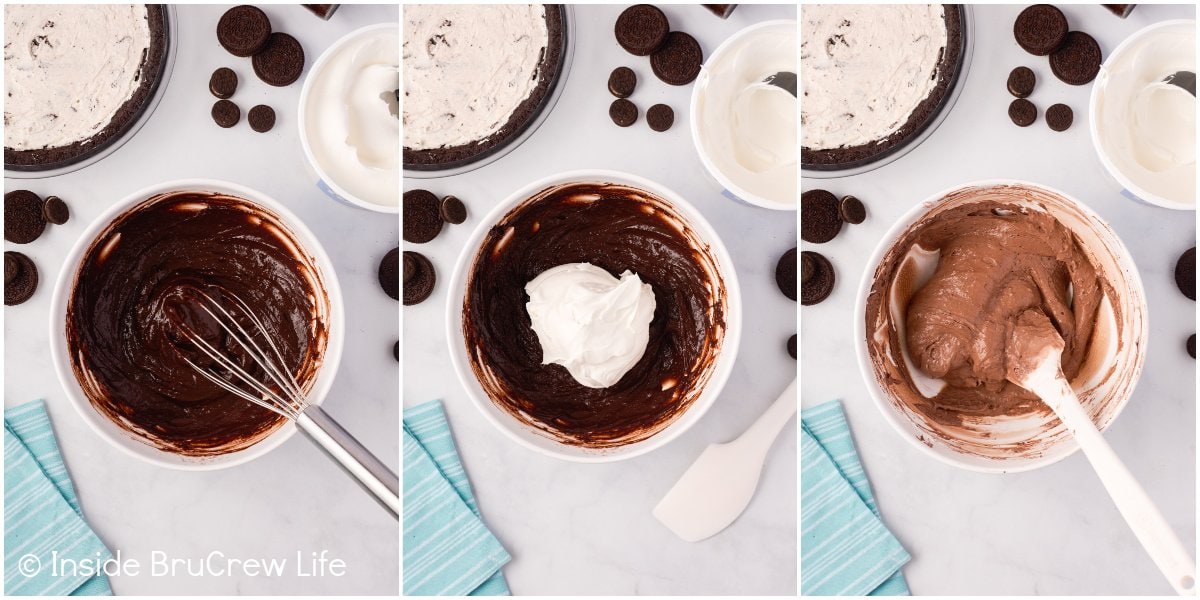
800;4;1196;595
3;5;399;595
402;4;797;595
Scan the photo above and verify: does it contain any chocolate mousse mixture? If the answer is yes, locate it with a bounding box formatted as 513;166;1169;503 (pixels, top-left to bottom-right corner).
463;183;726;448
868;200;1111;426
66;192;327;455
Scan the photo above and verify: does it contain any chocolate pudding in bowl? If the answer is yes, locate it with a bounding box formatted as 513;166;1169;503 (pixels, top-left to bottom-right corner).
49;180;344;469
854;181;1147;473
445;171;740;462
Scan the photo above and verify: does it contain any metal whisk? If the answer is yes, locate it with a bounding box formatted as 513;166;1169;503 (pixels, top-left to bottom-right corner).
176;288;399;518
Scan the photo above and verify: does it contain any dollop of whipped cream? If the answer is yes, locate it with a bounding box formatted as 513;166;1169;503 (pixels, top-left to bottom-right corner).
402;4;548;150
1094;23;1195;205
304;26;399;207
4;4;151;151
525;263;656;389
801;5;947;150
695;22;797;205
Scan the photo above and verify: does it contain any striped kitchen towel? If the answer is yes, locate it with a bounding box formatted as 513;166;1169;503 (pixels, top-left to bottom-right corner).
5;400;113;596
403;400;511;596
801;400;910;596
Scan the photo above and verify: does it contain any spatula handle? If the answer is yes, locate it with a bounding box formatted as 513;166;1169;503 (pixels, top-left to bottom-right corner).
731;379;797;463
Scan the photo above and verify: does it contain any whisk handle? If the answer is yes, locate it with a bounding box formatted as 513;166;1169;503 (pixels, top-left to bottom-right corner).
297;406;400;519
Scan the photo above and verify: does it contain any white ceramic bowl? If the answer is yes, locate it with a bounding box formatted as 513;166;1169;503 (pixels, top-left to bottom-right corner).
690;19;797;210
445;170;742;462
49;179;345;470
854;180;1148;473
1089;19;1196;211
298;23;399;213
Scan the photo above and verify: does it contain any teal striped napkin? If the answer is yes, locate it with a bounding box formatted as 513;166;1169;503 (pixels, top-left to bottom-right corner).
801;400;910;596
403;400;511;596
5;400;113;596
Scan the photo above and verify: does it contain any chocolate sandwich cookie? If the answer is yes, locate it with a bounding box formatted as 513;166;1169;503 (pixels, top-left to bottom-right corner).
1189;334;1196;359
1007;66;1036;98
209;67;238;99
248;105;276;132
5;190;46;244
776;247;797;301
839;195;866;225
1009;98;1037;127
1014;4;1068;56
42;196;69;225
608;67;637;98
4;251;37;306
610;98;638;127
212;100;240;128
439;195;467;225
1046;103;1073;131
651;31;703;86
647;104;674;132
1177;246;1195;300
801;189;842;244
252;32;305;87
801;252;814;284
403;251;435;306
800;251;834;306
615;4;669;56
403;189;443;244
379;247;399;301
787;334;797;359
1050;31;1102;85
218;5;272;57
393;340;399;362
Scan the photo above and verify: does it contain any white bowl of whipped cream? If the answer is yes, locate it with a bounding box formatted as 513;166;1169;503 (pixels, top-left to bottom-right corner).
298;23;399;213
690;20;797;210
1090;20;1196;210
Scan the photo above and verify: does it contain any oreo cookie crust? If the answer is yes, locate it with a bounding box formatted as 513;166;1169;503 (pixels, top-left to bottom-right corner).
403;6;567;170
5;6;169;171
802;6;965;169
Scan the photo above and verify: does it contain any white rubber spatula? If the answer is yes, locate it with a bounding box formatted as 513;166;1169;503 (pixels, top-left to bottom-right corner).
653;379;796;542
1007;312;1197;595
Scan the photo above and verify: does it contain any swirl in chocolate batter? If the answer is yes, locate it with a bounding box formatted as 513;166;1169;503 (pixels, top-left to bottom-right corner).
462;183;726;448
66;192;329;456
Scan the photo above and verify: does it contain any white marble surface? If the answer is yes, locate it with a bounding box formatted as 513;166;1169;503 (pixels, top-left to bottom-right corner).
402;4;798;595
800;4;1196;596
3;4;399;595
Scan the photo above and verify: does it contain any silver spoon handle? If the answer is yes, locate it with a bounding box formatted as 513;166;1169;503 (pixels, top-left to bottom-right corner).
296;406;400;519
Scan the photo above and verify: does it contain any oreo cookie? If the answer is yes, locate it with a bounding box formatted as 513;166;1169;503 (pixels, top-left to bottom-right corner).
1014;4;1068;56
1009;98;1037;127
440;195;467;225
403;189;443;244
212;100;240;128
801;251;814;284
800;251;834;306
4;251;37;306
403;251;436;306
1046;103;1073;132
1189;334;1196;359
610;98;638;127
1050;31;1102;85
776;247;796;301
393;340;400;362
209;67;238;99
1007;66;1035;98
5;190;46;244
615;4;669;56
252;32;305;87
248;104;276;132
608;66;637;98
787;334;797;360
42;195;69;225
650;31;703;86
647;103;674;132
1176;246;1195;301
379;246;399;301
801;189;842;244
839;195;865;225
218;5;272;57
